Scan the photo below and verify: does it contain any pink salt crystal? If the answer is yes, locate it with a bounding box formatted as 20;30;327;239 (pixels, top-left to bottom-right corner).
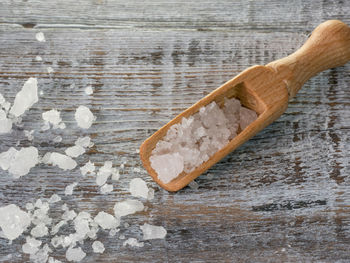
239;107;258;131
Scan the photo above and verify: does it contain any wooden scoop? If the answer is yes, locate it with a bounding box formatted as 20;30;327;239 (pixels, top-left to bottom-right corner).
140;20;350;192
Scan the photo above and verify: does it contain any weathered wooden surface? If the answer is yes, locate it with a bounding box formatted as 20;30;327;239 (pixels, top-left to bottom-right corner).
0;1;350;262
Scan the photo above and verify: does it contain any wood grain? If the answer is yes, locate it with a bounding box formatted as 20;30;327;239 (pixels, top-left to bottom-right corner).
0;1;350;262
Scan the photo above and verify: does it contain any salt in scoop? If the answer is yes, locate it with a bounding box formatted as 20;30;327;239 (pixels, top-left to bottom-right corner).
140;20;350;192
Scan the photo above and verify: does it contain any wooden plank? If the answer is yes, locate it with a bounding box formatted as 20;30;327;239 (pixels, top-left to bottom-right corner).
0;21;349;263
0;0;349;31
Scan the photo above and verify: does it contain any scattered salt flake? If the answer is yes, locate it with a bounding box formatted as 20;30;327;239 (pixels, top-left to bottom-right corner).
65;145;85;158
66;246;86;262
24;130;34;141
47;67;54;74
188;180;199;190
140;223;167;240
42;109;62;126
92;241;105;253
41;121;50;131
84;86;93;95
74;105;95;129
62;209;77;221
94;211;119;230
109;228;119;236
58;122;66;129
46;152;77;170
96;161;113;186
51;220;66;235
22;237;42;255
123;238;144;248
35;56;42;61
31;222;48;237
75;136;92;148
0;147;39;178
48;194;61;204
48;257;62;263
100;183;113;194
0;204;31;240
26;202;34;211
35;32;46;42
129;178;149;199
0;109;12;134
114;199;144;218
0;93;5;105
111;169;120;181
30;244;51;263
65;182;78;196
133;167;141;173
147;187;155;200
53;136;62;143
10;77;38;117
80;161;95;176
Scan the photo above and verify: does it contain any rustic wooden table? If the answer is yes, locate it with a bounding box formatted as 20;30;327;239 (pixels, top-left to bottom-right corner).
0;1;350;262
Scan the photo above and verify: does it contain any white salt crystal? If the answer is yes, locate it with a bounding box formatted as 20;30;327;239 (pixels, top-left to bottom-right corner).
41;121;50;131
74;105;95;129
0;147;39;178
26;203;34;211
96;161;113;186
75;136;92;148
62;209;77;221
31;222;48;237
239;107;258;130
147;187;155;200
35;32;46;42
114;199;144;218
100;183;113;194
123;238;144;248
42;109;62;126
0;93;5;105
80;161;95;176
46;152;77;170
30;244;51;263
111;169;120;181
150;152;184;184
58;122;66;129
109;228;119;236
24;130;34;141
47;67;54;74
48;257;62;263
0;109;12;134
188;180;199;190
48;194;61;204
65;145;85;158
10;77;38;117
74;212;91;240
65;182;78;196
133;167;141;173
92;241;105;253
140;223;167;240
0;204;31;240
35;56;42;61
22;237;42;255
53;136;62;143
34;199;43;208
84;86;93;95
129;178;149;199
94;211;119;230
66;246;86;262
51;220;66;235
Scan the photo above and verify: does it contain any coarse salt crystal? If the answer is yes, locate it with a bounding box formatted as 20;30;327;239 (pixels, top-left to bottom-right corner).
22;237;42;255
92;240;105;253
0;109;12;134
114;199;144;218
140;223;167;240
84;86;93;95
74;105;95;129
10;78;38;117
100;183;113;194
123;238;144;247
42;109;62;126
80;160;95;176
94;211;119;230
31;222;48;237
46;152;77;170
65;182;78;196
48;194;61;204
129;178;150;199
65;246;86;262
65;145;85;158
0;204;31;240
35;32;46;42
47;67;54;74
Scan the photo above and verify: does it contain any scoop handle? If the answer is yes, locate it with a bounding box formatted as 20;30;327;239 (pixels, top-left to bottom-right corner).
267;20;350;98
